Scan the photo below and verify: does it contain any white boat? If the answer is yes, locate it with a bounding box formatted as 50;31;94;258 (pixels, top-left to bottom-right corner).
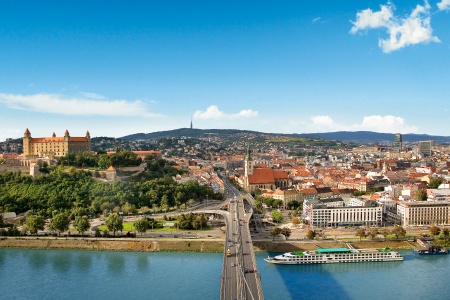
264;247;403;264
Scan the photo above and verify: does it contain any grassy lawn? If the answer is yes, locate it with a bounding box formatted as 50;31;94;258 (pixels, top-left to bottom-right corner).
97;219;212;233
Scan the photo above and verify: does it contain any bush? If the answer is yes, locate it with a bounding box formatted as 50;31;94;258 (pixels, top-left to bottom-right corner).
95;228;101;237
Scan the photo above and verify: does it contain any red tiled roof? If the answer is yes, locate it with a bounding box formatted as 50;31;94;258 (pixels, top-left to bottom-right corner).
273;170;289;179
248;168;275;184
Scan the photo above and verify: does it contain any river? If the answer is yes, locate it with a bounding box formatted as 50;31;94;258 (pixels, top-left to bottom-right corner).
1;249;449;299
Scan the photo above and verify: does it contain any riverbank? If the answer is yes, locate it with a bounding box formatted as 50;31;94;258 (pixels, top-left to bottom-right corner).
0;236;417;252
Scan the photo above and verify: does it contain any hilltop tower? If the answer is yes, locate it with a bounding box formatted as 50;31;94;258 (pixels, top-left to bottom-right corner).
190;118;193;129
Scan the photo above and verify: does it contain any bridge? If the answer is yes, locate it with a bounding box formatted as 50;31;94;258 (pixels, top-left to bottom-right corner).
220;180;264;300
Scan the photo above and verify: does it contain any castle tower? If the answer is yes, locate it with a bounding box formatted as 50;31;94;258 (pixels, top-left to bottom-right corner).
86;130;91;151
64;129;70;153
23;128;32;158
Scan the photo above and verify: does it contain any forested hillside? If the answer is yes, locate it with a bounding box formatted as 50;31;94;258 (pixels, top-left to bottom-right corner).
0;166;218;218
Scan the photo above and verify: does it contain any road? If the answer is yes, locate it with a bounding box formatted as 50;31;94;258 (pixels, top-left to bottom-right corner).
221;177;264;300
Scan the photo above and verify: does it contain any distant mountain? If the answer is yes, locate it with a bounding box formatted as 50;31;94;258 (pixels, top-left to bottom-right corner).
120;129;450;144
291;131;450;143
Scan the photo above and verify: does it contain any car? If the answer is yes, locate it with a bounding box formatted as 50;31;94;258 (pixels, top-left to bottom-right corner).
231;263;235;267
243;252;248;255
244;268;249;273
248;269;254;273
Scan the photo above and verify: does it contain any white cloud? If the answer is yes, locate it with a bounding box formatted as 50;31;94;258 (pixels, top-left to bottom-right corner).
312;17;321;23
193;105;258;120
311;115;336;127
351;1;440;53
350;4;394;33
0;93;159;117
438;0;450;10
357;115;419;133
308;115;419;133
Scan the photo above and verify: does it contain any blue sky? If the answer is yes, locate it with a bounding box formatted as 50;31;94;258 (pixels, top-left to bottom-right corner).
1;0;450;141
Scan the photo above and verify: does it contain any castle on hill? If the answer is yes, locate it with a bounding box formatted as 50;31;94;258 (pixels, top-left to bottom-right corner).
23;128;91;159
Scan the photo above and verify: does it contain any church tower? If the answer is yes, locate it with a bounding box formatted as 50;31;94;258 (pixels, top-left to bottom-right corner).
244;144;254;192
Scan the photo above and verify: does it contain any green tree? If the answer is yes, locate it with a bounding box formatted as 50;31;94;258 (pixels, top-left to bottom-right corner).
306;229;316;240
26;215;45;235
134;218;149;235
269;227;282;240
106;213;123;237
355;228;366;241
430;226;441;236
74;216;90;236
416;189;427;201
429;178;443;189
271;210;284;223
443;228;449;236
49;213;70;236
391;226;406;239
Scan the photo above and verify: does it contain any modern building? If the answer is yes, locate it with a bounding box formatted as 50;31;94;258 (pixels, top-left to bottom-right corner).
396;200;450;226
393;133;402;153
303;197;382;228
23;128;91;159
419;140;433;157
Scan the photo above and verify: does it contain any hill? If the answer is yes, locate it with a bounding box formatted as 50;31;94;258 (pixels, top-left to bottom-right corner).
120;128;263;141
291;131;450;143
120;129;450;144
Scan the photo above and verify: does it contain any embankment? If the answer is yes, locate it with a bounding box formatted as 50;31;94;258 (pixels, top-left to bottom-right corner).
0;237;225;252
0;237;417;252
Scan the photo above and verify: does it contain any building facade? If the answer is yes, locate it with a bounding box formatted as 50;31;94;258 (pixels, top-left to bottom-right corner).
304;198;382;228
397;200;450;226
23;128;91;158
393;133;402;153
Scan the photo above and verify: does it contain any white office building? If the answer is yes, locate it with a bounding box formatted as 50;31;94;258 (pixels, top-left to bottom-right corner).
304;198;382;228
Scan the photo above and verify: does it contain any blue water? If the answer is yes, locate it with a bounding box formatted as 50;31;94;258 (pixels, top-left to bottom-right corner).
1;249;449;300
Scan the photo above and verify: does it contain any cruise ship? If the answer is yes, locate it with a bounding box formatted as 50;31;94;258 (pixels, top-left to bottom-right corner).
264;247;403;264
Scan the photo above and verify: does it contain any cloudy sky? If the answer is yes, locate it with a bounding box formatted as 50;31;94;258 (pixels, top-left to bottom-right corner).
1;0;450;141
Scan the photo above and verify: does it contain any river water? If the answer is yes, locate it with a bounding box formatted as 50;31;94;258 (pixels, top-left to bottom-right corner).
1;249;448;300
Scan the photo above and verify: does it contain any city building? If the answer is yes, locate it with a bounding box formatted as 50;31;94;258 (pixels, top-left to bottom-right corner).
396;200;450;226
419;140;433;157
23;128;91;159
393;133;402;153
303;197;382;228
242;146;291;193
